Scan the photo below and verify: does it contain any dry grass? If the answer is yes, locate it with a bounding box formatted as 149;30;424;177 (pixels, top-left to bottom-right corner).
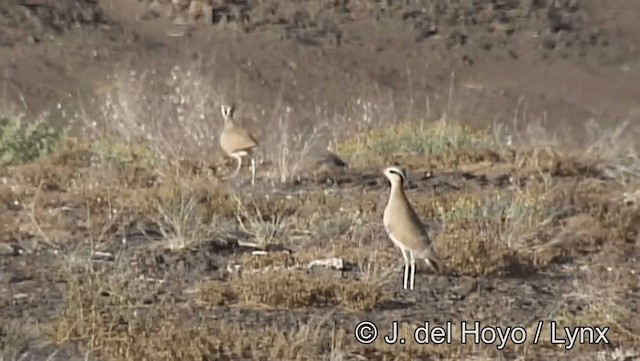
1;66;640;360
199;271;393;311
0;321;30;361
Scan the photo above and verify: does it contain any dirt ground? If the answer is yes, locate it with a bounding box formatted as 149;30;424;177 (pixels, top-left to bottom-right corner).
1;0;639;133
1;0;640;360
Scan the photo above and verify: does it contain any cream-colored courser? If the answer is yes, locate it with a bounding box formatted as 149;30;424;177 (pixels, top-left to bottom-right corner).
219;104;259;185
382;166;442;290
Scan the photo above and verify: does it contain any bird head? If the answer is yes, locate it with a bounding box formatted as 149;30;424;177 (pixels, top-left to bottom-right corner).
220;104;235;123
383;166;407;186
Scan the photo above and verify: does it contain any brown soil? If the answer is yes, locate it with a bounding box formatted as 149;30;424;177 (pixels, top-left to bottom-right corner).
1;1;640;360
2;0;640;133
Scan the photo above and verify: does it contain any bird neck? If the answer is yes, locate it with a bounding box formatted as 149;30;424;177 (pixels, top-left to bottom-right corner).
389;181;407;202
224;120;237;129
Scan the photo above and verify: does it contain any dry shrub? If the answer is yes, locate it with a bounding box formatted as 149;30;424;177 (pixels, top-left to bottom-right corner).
198;281;239;306
85;64;223;162
51;265;141;347
260;104;326;183
225;270;391;311
10;158;78;189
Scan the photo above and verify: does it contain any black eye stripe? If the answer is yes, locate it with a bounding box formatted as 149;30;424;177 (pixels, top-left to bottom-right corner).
389;169;406;182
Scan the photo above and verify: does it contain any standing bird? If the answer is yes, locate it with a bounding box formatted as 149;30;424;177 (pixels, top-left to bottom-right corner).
382;166;442;290
219;104;259;185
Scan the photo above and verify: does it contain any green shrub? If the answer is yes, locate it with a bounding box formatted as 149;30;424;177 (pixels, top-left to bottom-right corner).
337;119;490;166
0;113;62;165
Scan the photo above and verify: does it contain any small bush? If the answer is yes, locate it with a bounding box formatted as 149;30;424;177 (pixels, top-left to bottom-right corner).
0;113;62;165
337;119;490;166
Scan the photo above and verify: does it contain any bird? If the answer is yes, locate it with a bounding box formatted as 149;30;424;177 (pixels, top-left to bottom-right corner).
314;146;349;170
219;104;259;185
382;166;442;290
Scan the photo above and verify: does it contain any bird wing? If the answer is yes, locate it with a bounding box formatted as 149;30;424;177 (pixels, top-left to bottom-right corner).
236;127;258;145
223;127;258;150
384;197;427;238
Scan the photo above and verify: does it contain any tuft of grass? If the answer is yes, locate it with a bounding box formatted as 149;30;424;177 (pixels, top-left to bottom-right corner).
233;195;296;247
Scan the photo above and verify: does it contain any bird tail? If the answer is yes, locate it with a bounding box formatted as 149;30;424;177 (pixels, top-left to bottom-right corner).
422;248;443;274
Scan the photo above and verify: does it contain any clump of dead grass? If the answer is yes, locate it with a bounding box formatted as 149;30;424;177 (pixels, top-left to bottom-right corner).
260;104;327;183
233;195;295;247
139;177;233;250
211;270;393;312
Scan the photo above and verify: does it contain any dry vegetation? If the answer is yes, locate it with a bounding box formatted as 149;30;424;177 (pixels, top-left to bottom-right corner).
1;65;640;361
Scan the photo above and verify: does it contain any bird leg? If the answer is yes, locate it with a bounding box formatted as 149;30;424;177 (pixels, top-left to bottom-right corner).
250;156;256;186
409;251;416;290
401;248;410;290
230;155;243;179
